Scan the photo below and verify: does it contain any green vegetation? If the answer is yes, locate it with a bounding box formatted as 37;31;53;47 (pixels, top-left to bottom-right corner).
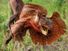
0;0;68;51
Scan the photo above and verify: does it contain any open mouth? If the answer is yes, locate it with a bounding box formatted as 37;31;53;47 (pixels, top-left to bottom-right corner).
41;26;48;35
